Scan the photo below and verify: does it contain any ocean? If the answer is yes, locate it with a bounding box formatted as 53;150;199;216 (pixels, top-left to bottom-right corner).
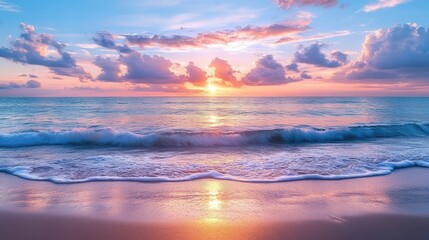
0;97;428;183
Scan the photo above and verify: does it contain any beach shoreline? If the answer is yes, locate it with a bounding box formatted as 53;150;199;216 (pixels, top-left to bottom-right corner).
1;167;429;239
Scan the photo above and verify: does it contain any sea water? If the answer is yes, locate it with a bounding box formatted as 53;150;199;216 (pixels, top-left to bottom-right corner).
0;97;428;183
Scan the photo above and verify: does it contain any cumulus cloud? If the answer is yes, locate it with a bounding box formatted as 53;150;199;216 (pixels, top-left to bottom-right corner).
294;43;348;68
363;0;407;12
120;51;182;84
0;23;91;81
209;58;242;87
122;18;310;49
93;47;208;86
93;56;122;82
273;0;337;8
0;80;41;89
186;62;207;86
335;23;429;83
243;55;299;86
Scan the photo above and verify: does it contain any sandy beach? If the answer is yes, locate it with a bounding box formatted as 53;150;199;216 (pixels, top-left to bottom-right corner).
1;168;429;240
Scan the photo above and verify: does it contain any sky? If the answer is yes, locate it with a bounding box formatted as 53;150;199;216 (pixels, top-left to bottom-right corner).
1;0;429;97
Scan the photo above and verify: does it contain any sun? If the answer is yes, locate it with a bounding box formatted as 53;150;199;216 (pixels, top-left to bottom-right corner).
206;84;218;94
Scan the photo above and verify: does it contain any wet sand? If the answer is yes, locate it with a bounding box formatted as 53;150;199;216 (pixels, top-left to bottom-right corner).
1;168;429;239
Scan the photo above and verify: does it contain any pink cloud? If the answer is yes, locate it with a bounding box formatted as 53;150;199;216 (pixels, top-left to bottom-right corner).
209;58;242;87
273;0;337;8
122;19;310;49
363;0;407;12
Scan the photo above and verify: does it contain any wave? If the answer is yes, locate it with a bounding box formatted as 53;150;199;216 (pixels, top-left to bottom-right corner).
0;123;428;148
1;160;428;184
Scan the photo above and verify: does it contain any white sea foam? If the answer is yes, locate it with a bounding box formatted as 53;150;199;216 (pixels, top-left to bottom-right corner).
0;123;428;148
1;160;428;184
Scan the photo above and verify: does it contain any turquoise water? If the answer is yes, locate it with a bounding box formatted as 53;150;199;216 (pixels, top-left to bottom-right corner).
0;97;428;183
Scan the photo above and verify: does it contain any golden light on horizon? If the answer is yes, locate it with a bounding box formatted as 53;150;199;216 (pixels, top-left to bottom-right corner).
206;84;218;94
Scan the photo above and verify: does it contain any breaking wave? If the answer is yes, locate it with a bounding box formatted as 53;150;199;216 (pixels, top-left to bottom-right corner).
0;123;428;148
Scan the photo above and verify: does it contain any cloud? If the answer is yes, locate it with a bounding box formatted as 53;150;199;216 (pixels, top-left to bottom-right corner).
242;55;299;86
294;43;348;68
0;23;91;81
0;0;19;12
120;51;181;84
94;47;208;86
129;84;202;93
275;30;352;45
273;0;337;8
66;86;100;91
94;56;122;82
93;32;131;53
122;18;310;49
335;23;429;83
363;0;407;12
300;71;312;79
209;58;242;87
0;80;41;89
186;62;207;86
26;80;41;88
286;63;300;72
18;73;38;78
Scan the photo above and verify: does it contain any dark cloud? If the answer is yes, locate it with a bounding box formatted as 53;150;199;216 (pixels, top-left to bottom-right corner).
0;80;41;89
274;0;337;8
93;32;131;53
335;23;429;83
300;71;312;79
0;23;91;81
242;55;299;86
93;56;122;82
209;58;242;87
26;79;41;88
294;43;348;68
286;63;300;72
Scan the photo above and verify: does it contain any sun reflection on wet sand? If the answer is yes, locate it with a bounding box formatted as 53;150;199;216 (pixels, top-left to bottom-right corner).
201;181;224;223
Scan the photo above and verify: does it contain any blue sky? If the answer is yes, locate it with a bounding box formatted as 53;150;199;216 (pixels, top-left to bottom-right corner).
1;0;429;96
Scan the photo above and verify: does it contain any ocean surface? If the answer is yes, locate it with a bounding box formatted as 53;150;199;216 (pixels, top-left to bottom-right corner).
0;97;428;183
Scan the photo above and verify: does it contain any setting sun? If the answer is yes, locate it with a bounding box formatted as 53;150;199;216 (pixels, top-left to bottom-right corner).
206;84;218;94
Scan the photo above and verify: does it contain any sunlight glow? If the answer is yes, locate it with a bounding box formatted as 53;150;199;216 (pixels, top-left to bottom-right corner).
206;84;218;94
